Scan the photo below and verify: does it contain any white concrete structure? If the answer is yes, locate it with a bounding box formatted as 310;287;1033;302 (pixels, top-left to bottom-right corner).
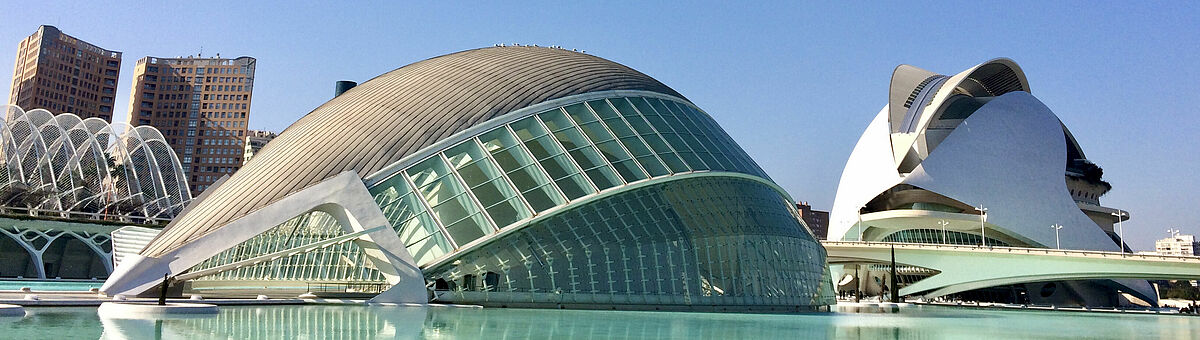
0;105;191;223
102;47;832;311
1155;234;1199;256
825;241;1200;299
829;59;1153;306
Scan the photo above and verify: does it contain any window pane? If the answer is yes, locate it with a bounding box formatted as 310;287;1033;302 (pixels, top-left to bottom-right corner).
431;194;475;226
444;213;490;245
539;112;623;190
521;185;562;212
485;198;526;228
510;117;594;200
407;230;452;266
634;97;708;170
652;98;724;169
611;98;690;173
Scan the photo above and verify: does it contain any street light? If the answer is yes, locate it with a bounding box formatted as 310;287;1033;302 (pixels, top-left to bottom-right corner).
1050;224;1064;249
1111;210;1127;254
1169;228;1181;238
937;219;950;244
974;205;988;247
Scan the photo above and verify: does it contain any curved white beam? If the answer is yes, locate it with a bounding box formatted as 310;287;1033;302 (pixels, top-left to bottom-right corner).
102;171;425;304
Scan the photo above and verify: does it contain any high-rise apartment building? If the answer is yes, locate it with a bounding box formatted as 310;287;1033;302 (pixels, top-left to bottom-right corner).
127;55;255;195
1156;234;1200;256
243;129;276;164
8;25;122;121
796;201;829;240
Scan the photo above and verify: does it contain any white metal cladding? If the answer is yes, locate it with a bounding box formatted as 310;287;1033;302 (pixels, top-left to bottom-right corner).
367;94;784;267
0;104;192;222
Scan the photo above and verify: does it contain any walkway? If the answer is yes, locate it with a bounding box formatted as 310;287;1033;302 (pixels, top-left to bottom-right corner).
822;241;1200;298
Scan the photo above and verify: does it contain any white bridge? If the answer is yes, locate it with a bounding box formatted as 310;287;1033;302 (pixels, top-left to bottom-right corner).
822;241;1200;298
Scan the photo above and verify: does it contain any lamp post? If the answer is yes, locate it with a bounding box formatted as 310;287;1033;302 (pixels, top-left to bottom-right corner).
974;205;988;247
1050;224;1064;249
1111;210;1127;255
937;219;950;244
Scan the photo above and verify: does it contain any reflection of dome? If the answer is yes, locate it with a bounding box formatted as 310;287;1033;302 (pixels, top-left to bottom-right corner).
0;105;190;222
830;58;1154;306
106;47;832;311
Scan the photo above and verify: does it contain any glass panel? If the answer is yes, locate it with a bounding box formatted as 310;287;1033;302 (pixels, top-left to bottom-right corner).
633;98;708;171
370;172;455;266
444;213;490;245
510;117;594;200
682;104;767;177
568;103;646;183
406;231;452;265
651;98;726;169
406;156;493;245
538;111;623;191
666;101;742;172
610;98;690;173
592;100;670;178
430;193;476;227
478;128;566;213
445;140;532;229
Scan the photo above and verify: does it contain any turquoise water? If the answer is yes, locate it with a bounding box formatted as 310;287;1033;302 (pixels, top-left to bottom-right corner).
0;280;103;291
2;305;1198;339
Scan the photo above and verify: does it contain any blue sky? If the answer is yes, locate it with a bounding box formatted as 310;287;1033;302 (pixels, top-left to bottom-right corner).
0;1;1196;250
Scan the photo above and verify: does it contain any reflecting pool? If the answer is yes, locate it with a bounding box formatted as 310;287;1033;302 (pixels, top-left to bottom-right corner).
2;305;1198;339
0;280;103;291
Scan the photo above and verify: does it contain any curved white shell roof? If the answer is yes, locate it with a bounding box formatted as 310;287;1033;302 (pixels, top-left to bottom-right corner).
0;105;191;222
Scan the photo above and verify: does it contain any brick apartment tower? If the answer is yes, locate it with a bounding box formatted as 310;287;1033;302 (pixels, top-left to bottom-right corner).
127;55;255;195
8;25;122;121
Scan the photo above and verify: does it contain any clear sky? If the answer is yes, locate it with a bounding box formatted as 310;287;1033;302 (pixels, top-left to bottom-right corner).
0;1;1196;250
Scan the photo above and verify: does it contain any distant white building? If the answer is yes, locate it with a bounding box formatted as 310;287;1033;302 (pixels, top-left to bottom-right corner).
1155;234;1200;256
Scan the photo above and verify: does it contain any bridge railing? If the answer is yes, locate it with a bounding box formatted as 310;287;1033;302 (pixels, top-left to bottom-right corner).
820;240;1200;263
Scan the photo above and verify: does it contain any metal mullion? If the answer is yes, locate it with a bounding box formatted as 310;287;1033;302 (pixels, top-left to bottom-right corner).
549;107;627;186
637;98;710;170
532;114;599;193
604;99;673;178
620;98;694;173
585;101;649;179
400;171;458;249
504;124;569;202
441;153;499;232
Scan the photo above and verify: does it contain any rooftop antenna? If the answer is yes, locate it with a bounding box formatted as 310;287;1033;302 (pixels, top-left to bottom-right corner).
198;46;203;58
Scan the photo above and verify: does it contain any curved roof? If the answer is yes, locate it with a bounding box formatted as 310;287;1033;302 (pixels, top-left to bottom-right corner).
143;46;686;256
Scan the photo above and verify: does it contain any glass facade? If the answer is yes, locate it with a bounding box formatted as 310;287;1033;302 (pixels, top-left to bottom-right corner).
368;96;771;267
178;94;828;309
189;211;385;283
423;176;827;307
880;228;1010;247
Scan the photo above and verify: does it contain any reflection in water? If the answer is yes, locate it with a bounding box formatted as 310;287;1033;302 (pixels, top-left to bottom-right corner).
99;305;427;339
425;308;837;339
4;304;1200;339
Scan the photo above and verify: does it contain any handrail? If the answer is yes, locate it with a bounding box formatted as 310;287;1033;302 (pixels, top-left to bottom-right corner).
821;240;1200;262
